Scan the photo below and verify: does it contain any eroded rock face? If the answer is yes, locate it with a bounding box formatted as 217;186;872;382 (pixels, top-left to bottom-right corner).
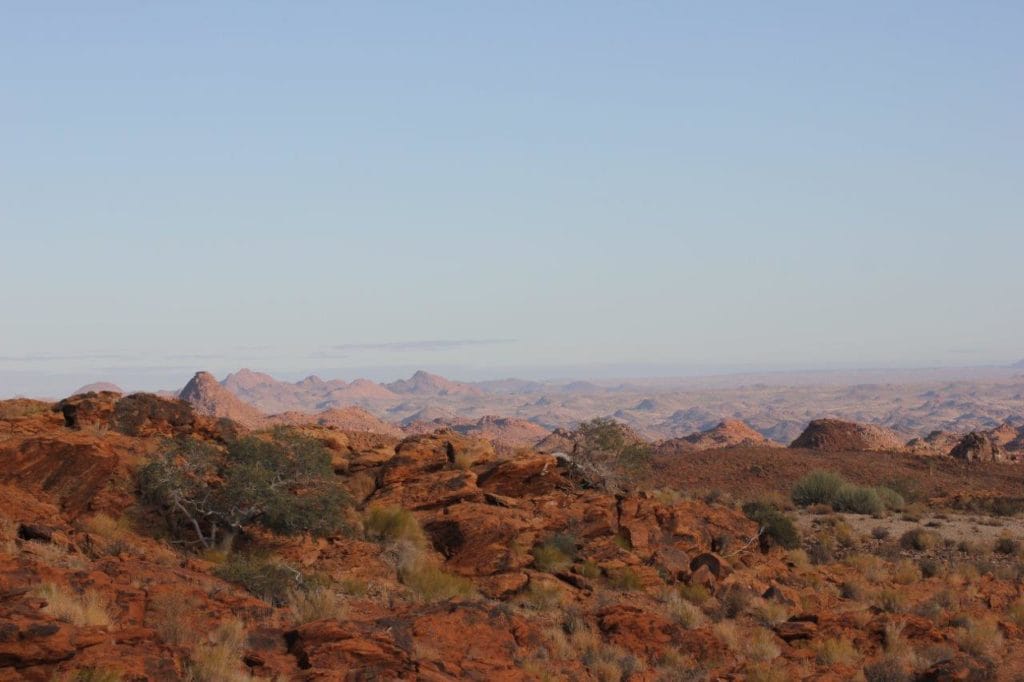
950;431;1006;462
53;392;121;430
790;418;906;453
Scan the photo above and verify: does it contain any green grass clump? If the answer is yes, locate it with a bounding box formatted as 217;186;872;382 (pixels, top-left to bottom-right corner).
531;532;578;572
792;471;903;515
832;485;884;515
399;560;473;601
791;471;846;507
364;507;426;547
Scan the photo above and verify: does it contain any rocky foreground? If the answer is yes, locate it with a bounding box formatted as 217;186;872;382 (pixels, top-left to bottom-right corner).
2;392;1024;680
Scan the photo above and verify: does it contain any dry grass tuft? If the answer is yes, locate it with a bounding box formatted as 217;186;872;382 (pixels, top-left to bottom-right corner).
815;637;859;666
956;615;1004;658
185;619;248;682
34;583;111;627
288;586;347;624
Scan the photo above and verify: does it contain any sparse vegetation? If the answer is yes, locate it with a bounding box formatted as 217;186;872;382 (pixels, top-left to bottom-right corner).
567;418;652;493
288;586;347;624
214;553;305;606
33;583;111;627
364;506;427;548
399;557;474;601
899;528;941;552
742;500;801;549
185;619;248;682
531;532;578;572
139;431;351;550
815;637;859;666
791;471;904;514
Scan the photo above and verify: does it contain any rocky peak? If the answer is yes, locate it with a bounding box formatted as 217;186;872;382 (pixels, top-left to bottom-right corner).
179;371;266;428
790;418;906;453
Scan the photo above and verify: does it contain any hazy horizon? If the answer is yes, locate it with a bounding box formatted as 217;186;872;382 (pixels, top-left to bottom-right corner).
3;3;1022;397
4;359;1023;401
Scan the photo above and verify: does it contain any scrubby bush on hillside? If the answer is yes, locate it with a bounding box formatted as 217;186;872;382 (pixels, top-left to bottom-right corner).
568;418;652;494
791;471;845;507
214;553;306;606
138;430;351;550
532;532;579;572
742;501;801;549
364;507;426;548
791;471;903;515
832;485;884;515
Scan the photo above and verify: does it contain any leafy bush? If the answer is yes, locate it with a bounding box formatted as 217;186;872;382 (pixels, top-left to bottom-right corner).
364;507;426;548
791;471;845;507
873;487;906;512
792;471;902;515
139;431;351;550
568;418;652;493
742;501;801;549
832;484;883;515
214;554;304;606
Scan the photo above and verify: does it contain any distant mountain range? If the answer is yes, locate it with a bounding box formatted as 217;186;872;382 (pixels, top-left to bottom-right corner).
165;367;1024;446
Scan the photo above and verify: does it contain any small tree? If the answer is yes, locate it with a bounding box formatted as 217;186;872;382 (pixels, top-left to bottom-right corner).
139;429;350;550
568;418;652;493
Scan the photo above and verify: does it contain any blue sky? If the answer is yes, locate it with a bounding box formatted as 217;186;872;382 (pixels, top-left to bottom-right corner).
1;2;1022;395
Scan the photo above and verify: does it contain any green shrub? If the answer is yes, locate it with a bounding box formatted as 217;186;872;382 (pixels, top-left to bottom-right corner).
833;485;884;515
742;502;801;549
215;554;304;606
791;471;846;507
399;560;473;601
873;487;906;512
139;431;351;550
364;507;426;548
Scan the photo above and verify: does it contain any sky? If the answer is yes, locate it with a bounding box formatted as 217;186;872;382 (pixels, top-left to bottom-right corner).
1;2;1022;396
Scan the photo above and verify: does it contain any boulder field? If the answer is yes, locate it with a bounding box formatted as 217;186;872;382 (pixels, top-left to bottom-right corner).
1;393;1023;680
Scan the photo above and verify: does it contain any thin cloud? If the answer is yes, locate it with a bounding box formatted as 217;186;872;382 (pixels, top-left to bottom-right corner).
327;339;516;353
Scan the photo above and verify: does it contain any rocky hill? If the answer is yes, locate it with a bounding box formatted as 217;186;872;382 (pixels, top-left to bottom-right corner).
660;419;782;452
179;371;268;428
3;393;1024;679
71;382;124;396
790;419;907;453
385;370;482;397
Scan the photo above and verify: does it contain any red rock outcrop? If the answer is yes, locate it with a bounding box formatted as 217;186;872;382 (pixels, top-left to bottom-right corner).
949;431;1006;462
660;419;781;452
179;371;268;428
790;418;906;453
